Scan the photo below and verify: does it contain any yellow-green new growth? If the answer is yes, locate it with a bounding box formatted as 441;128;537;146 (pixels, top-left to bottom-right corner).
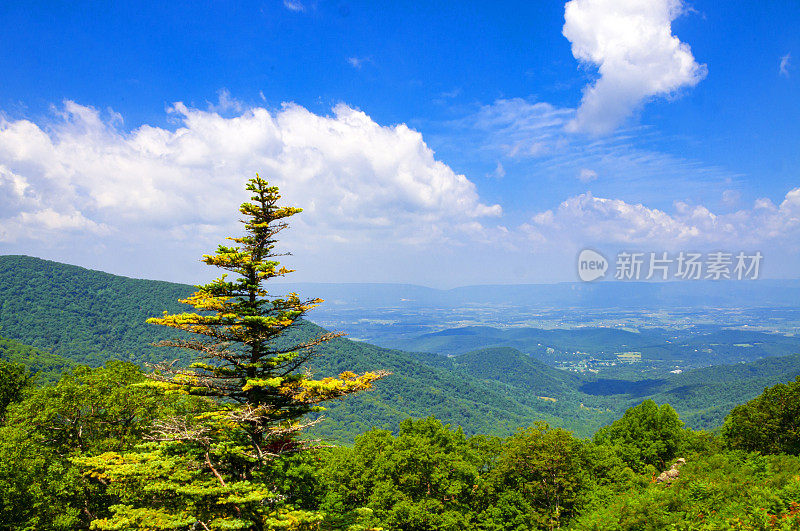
145;175;385;422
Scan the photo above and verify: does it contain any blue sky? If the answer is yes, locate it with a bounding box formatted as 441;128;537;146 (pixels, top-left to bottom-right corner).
0;1;798;286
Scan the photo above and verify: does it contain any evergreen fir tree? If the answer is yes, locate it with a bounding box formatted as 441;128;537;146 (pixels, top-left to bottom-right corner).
78;175;386;530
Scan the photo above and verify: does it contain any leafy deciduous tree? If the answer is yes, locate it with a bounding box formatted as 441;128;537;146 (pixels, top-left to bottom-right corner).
0;361;174;530
723;375;800;455
594;399;685;472
479;423;584;531
321;417;484;531
0;359;31;421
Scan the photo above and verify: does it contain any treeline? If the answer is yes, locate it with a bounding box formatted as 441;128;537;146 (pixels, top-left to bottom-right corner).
1;358;799;530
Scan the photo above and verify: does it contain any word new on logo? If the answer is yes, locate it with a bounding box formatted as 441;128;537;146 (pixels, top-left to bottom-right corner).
577;249;608;282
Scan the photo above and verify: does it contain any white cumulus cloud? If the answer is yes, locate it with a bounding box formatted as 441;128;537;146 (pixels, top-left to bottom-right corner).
563;0;707;134
0;100;500;253
527;188;800;249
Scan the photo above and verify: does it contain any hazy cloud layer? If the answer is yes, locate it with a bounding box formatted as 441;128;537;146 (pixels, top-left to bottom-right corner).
563;0;706;134
458;97;740;204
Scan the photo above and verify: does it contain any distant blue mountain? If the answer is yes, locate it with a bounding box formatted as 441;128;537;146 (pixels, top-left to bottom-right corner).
273;279;800;309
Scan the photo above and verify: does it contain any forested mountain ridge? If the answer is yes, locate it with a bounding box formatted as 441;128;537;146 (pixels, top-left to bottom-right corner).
0;255;191;366
277;322;614;440
424;346;583;398
1;254;799;441
648;352;800;428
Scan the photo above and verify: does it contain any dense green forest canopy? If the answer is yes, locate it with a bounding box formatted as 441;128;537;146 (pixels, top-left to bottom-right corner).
0;255;191;366
1;359;799;530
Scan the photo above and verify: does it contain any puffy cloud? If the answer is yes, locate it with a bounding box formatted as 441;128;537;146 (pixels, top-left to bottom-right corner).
0;165;110;242
531;192;701;245
563;0;706;134
0;100;500;251
528;188;800;248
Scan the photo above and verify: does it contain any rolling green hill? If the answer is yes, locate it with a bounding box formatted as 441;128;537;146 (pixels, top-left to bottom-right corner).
650;353;800;428
443;346;582;398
